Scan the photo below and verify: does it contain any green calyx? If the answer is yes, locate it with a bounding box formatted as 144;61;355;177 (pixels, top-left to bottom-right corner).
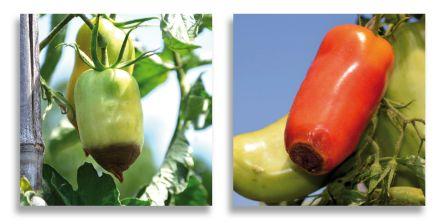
62;14;156;73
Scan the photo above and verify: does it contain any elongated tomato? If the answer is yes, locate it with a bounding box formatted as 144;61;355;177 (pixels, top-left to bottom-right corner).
285;24;394;175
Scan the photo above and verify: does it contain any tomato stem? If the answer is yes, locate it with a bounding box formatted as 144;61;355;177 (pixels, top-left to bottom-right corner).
113;17;160;29
167;50;190;150
381;98;425;157
39;14;75;51
78;14;93;29
90;15;105;71
384;15;410;38
365;14;382;35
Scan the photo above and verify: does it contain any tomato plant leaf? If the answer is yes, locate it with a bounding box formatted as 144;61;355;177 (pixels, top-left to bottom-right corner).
320;182;367;206
120;198;151;206
42;164;79;205
47;120;79;153
182;52;212;72
40;14;67;82
139;132;194;205
76;163;121;205
161;14;201;53
191;156;212;205
20;192;31;206
184;75;212;130
172;174;208;205
20;176;33;193
133;49;171;97
157;46;211;73
397;155;425;191
195;14;212;33
367;161;383;193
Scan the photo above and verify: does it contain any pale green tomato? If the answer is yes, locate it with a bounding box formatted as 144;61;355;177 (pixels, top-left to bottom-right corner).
74;68;143;181
234;116;327;203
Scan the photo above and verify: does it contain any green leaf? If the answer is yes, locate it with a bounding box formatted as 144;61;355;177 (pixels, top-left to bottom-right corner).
40;14;67;82
120;198;151;206
139;132;194;205
76;163;121;205
42;164;79;205
184;76;212;130
161;14;201;53
47;120;79;152
135;185;147;198
326;182;367;206
42;163;124;206
20;193;31;206
182;52;212;72
195;14;212;33
192;156;212;205
367;161;383;193
40;76;72;118
158;46;211;72
397;155;425;191
133;49;171;97
173;174;208;205
20;176;32;193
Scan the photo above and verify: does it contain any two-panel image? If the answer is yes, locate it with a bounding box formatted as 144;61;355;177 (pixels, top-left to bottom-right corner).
20;14;425;206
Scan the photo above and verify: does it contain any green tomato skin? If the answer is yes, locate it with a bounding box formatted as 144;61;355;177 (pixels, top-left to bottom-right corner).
67;17;135;128
74;69;143;182
371;187;425;205
375;21;425;187
233;116;328;203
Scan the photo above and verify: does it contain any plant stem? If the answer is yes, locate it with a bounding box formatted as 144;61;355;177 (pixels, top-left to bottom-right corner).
365;14;382;35
78;14;94;29
81;14;109;69
167;51;189;150
39;14;75;51
173;52;188;97
383;98;407;122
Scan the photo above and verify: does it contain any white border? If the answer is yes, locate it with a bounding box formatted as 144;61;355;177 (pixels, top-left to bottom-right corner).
3;1;448;223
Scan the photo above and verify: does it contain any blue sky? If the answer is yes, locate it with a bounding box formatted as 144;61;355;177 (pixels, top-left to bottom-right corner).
233;14;358;206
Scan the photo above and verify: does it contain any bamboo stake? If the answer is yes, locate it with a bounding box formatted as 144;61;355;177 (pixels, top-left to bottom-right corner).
20;14;44;190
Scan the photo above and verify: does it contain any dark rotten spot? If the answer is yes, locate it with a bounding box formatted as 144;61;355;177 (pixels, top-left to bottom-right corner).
85;143;141;182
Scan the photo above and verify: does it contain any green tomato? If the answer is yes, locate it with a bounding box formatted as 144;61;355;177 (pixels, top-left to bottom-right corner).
67;17;135;128
375;21;425;187
74;68;143;182
233;116;328;203
371;187;425;205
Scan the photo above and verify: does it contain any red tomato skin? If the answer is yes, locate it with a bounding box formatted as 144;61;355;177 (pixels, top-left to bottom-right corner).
285;24;394;175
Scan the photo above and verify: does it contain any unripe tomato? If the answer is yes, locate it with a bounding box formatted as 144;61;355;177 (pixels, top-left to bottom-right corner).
74;68;143;182
371;187;424;205
234;116;327;203
67;17;135;127
375;21;425;187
